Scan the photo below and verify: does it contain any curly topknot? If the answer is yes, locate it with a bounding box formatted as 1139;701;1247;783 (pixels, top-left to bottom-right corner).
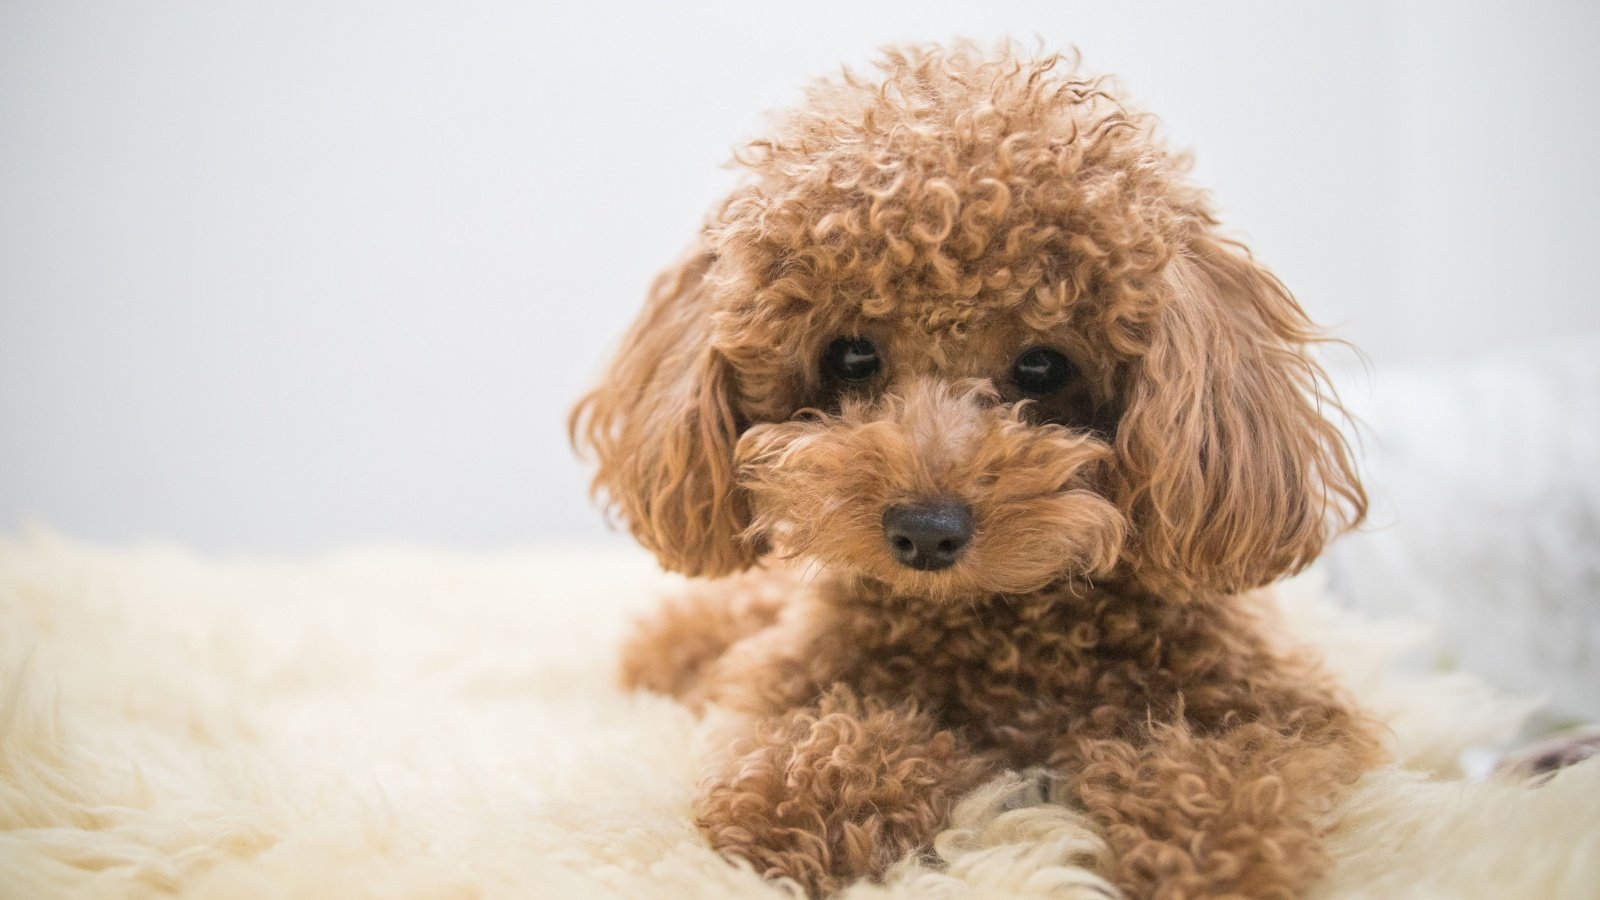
715;43;1202;356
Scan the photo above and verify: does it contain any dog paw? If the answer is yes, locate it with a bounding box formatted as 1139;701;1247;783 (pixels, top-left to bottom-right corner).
695;689;993;896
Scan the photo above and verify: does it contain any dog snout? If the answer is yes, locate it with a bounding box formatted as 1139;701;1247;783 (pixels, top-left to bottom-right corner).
882;499;973;571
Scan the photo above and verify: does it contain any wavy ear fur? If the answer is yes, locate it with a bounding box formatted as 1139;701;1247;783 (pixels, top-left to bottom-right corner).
569;245;755;577
1116;234;1366;597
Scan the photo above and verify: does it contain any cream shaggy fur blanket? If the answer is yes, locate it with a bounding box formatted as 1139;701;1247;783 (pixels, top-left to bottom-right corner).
1;531;1596;899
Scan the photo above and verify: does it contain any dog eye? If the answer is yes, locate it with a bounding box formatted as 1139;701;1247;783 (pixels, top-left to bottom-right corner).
1012;347;1075;396
821;338;881;382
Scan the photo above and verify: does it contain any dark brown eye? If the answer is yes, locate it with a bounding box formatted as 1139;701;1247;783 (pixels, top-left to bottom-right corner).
1013;347;1074;396
821;337;880;382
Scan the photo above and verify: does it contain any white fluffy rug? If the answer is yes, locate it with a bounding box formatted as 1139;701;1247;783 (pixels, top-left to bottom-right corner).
1;531;1597;899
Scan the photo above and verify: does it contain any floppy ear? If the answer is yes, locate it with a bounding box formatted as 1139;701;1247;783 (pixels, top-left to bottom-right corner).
569;245;756;577
1115;233;1366;597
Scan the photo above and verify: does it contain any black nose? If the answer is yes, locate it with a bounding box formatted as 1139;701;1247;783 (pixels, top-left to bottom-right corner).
882;500;974;571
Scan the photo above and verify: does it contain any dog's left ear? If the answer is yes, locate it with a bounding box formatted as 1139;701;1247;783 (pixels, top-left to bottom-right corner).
1115;233;1366;597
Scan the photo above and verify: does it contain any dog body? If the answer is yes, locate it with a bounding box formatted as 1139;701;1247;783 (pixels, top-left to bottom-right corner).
575;44;1381;898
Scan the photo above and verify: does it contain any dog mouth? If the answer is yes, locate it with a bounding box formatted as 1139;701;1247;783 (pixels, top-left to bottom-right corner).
734;381;1126;598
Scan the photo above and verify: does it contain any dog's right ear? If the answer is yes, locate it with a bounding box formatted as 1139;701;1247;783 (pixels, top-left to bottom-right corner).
569;245;756;577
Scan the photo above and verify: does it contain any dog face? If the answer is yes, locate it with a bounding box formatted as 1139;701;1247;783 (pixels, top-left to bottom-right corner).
573;45;1364;600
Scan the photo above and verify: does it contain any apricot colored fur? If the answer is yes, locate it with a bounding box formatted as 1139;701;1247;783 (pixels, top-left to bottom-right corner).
574;42;1383;899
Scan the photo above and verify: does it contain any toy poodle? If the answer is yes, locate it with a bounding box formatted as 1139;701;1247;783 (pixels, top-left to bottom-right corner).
572;42;1383;899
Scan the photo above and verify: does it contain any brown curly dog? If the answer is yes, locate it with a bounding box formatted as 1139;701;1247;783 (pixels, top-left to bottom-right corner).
572;42;1384;900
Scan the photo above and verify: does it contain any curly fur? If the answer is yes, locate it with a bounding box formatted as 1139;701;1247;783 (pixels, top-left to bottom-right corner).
574;42;1381;899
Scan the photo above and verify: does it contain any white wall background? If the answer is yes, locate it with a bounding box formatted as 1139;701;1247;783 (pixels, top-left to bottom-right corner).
3;0;1598;554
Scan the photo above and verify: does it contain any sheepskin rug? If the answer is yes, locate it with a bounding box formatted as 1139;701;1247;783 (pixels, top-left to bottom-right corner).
1;531;1596;899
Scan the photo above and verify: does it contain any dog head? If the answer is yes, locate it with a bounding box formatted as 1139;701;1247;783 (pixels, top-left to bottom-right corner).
572;44;1364;600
